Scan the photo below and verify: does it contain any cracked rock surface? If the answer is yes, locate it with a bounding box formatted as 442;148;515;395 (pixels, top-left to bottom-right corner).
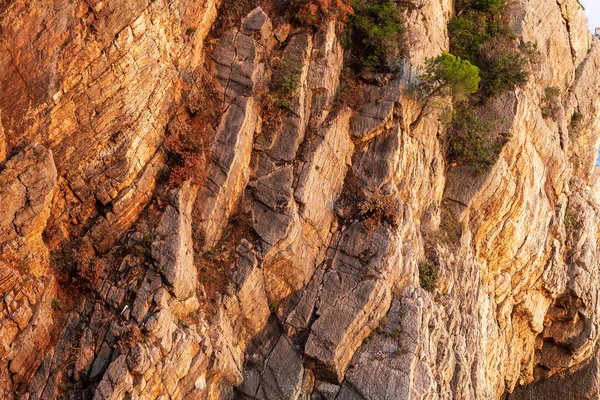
1;0;600;399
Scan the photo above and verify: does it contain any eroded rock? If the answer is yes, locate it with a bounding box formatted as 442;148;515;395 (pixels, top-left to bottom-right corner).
152;181;198;301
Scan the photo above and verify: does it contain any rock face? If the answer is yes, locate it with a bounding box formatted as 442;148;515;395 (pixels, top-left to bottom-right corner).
0;143;57;275
152;181;198;300
1;0;600;399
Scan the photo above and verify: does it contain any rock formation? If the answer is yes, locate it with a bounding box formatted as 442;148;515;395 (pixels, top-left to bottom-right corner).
0;0;600;398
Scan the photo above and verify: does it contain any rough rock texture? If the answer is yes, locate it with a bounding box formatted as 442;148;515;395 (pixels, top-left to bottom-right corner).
1;0;600;399
152;181;198;300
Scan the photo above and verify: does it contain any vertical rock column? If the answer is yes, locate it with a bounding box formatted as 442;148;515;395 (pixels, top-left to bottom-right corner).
152;181;198;301
196;7;272;248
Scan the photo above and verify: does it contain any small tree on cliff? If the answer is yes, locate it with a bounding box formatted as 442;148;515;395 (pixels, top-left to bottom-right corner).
411;52;481;128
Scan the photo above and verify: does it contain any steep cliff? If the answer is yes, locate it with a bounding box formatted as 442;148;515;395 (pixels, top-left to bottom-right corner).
0;0;599;399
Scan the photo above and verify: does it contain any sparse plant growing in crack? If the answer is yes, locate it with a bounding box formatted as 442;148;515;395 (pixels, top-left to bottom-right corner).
269;301;280;314
51;298;62;310
129;233;155;261
419;260;438;292
203;248;217;260
164;71;218;188
358;194;401;233
541;86;561;120
570;110;583;131
270;61;303;107
333;70;362;109
564;209;577;234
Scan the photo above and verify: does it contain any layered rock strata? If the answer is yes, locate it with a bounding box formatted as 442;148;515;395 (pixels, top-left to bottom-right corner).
0;0;600;399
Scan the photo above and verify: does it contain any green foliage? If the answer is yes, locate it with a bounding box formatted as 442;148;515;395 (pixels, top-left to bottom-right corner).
446;108;504;170
51;298;62;310
465;0;505;12
480;51;528;97
420;52;481;103
418;261;438;292
268;62;302;111
570;111;583;130
448;11;499;62
564;209;577;233
541;86;561;120
277;67;301;96
447;1;530;98
269;301;280;314
416;0;533;171
129;233;154;260
347;0;407;73
203;248;217;260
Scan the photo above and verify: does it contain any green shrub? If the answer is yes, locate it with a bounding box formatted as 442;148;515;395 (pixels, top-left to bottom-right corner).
480;51;528;97
448;11;494;62
51;298;62;310
465;0;505;12
570;111;583;130
541;86;561;120
564;209;577;233
446;107;504;171
347;0;407;73
418;260;438;292
418;0;530;172
275;63;302;96
447;1;530;98
268;62;302;111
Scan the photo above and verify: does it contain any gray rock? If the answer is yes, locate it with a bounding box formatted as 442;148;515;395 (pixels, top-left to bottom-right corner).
152;181;198;300
241;7;273;41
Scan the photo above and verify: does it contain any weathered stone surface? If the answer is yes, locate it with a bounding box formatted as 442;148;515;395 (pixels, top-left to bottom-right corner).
339;295;436;400
249;35;350;303
510;350;600;399
152;181;198;300
2;1;600;399
89;150;165;253
307;19;344;126
0;111;5;163
1;0;219;252
265;33;313;161
241;7;273;40
197;11;269;247
295;109;354;236
223;240;270;345
0;143;57;276
252;335;306;400
304;222;402;383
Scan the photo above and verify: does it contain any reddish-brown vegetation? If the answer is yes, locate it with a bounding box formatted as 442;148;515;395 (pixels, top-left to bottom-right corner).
165;72;220;188
294;0;353;26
